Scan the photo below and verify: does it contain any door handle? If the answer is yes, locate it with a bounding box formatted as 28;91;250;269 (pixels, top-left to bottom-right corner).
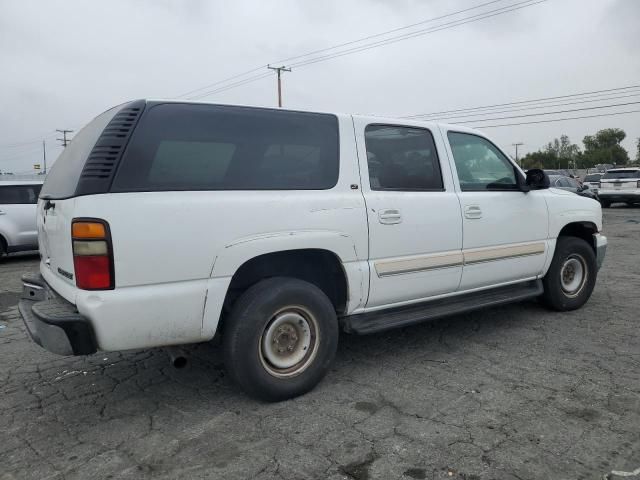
464;205;482;219
379;209;402;225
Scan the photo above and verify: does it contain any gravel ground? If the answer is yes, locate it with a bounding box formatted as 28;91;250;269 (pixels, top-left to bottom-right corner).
1;207;638;480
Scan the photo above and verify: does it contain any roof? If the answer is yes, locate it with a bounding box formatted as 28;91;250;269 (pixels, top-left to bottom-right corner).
143;98;485;136
606;167;640;171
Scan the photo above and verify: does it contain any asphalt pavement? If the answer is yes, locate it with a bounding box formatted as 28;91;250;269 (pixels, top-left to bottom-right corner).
1;207;638;480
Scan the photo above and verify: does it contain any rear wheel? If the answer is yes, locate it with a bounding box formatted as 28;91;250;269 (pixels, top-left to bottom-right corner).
0;237;7;258
541;236;597;311
223;277;338;402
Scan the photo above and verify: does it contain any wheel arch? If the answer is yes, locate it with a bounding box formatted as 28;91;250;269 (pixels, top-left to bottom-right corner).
202;230;368;339
557;221;599;252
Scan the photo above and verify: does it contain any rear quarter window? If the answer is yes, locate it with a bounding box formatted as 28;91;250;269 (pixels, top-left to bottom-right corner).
602;170;640;179
112;103;340;191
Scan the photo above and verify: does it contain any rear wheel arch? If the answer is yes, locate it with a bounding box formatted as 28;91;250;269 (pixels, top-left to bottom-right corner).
222;248;350;323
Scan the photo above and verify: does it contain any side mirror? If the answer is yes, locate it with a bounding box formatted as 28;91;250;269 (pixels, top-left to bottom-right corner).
525;169;550;190
580;184;589;191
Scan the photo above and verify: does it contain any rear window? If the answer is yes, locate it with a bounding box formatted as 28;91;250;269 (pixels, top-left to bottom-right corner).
0;184;42;204
602;170;640;179
39;105;121;199
584;174;602;182
112;103;339;191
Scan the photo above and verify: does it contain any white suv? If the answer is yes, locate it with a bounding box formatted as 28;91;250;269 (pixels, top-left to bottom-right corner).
0;180;43;257
19;100;607;401
598;167;640;207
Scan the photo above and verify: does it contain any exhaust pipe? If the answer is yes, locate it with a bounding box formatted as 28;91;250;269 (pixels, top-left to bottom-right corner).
165;347;188;369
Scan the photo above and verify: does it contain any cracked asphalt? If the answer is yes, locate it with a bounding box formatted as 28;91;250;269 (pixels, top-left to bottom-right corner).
1;208;639;480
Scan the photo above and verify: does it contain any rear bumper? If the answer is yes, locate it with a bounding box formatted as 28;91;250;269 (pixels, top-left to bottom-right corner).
594;233;607;271
18;274;97;356
598;190;640;202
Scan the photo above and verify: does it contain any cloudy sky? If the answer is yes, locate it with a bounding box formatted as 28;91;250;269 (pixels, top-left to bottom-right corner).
1;0;639;173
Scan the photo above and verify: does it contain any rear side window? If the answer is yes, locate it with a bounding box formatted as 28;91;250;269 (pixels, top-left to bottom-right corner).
39;105;121;199
112;104;339;191
0;184;42;204
447;132;519;191
602;170;640;179
364;125;443;191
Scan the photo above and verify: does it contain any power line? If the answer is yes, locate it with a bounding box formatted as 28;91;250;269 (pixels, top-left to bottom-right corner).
176;65;267;99
414;91;640;121
184;0;546;101
473;109;640;129
403;84;640;119
287;0;546;70
452;100;640;124
272;0;508;66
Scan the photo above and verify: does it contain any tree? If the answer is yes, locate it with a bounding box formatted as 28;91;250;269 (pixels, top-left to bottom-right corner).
521;150;556;169
636;137;640;164
543;134;581;168
582;128;630;167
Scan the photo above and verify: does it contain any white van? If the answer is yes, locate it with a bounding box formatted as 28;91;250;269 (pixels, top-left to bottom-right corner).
20;100;606;400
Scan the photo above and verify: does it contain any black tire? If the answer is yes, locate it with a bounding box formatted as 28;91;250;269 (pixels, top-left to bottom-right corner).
223;277;338;402
541;236;597;311
0;236;7;258
600;200;611;208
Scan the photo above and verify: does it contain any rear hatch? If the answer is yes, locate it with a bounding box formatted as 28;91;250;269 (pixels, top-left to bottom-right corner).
38;101;143;297
600;169;640;191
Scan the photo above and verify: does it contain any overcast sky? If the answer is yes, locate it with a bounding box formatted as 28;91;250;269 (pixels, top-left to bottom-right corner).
1;0;639;173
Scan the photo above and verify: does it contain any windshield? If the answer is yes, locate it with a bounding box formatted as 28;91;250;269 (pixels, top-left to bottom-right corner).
602;170;640;180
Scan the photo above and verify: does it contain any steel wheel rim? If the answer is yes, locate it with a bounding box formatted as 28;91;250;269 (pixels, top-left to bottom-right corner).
259;306;319;378
560;254;587;297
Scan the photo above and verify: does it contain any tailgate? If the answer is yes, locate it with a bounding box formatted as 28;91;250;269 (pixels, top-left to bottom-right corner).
601;179;638;191
38;198;77;290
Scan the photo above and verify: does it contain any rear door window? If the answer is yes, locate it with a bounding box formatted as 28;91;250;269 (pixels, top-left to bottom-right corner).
112;103;339;191
0;185;42;204
364;125;444;191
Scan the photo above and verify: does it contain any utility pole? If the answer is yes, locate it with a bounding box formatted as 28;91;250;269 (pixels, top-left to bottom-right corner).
42;139;47;174
512;142;524;166
267;65;291;108
56;129;73;147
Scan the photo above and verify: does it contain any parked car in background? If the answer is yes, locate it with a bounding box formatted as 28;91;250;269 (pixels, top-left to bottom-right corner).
0;181;43;257
548;175;598;200
19;100;606;401
598;168;640;207
582;173;604;193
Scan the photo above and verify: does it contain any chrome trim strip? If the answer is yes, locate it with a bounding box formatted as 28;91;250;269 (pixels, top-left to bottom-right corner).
463;242;546;266
374;242;546;277
375;252;463;277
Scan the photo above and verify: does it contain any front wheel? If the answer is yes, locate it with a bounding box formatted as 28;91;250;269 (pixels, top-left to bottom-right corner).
223;277;338;402
541;236;597;311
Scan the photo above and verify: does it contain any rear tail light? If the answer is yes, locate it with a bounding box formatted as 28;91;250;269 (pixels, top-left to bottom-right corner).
71;219;114;290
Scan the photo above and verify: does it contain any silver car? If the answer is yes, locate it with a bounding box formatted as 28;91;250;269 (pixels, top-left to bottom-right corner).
0;180;43;256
